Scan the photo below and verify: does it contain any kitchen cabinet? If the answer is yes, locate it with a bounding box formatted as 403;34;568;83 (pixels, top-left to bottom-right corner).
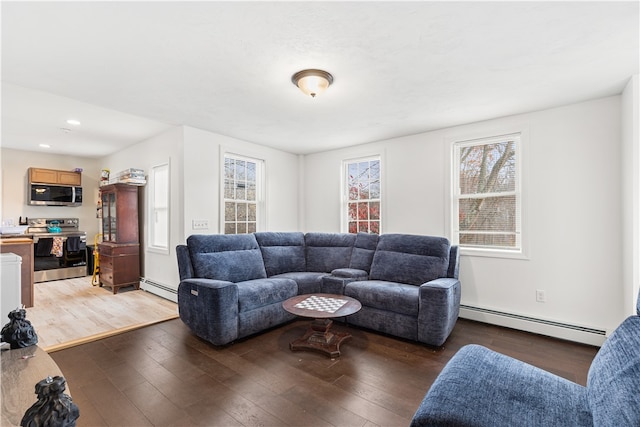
98;184;140;294
0;238;34;308
29;167;82;186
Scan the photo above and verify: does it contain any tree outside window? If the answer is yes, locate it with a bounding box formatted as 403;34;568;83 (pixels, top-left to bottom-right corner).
345;157;381;234
454;134;520;251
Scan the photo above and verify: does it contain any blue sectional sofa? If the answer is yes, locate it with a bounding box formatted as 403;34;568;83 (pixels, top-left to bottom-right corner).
176;232;460;347
410;292;640;426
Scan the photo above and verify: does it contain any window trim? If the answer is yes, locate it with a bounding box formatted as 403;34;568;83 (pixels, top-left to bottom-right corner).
341;154;382;234
447;126;529;260
220;151;265;234
147;161;170;255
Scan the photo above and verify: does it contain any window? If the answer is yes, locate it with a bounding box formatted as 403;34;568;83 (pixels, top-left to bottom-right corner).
223;154;263;234
149;162;169;253
453;133;521;253
344;156;381;234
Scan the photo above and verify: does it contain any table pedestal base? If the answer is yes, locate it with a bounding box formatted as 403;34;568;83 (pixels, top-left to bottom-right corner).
290;319;351;358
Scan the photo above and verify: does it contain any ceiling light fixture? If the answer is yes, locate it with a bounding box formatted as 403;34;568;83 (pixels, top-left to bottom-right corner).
39;144;50;148
291;69;333;98
66;119;81;126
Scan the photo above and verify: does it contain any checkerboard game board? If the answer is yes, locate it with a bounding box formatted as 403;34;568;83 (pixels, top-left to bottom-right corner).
294;295;348;314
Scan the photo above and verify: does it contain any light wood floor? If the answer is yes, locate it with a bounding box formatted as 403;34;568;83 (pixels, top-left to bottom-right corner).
25;276;179;352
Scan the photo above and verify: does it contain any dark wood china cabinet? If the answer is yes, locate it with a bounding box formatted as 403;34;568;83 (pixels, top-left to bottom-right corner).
98;183;140;294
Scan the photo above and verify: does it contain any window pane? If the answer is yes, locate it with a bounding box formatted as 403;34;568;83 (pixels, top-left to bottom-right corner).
237;203;247;221
224;158;234;180
224;179;234;199
459;196;516;232
370;181;380;199
247;162;256;183
225;202;236;221
370;221;380;234
236;183;246;200
247;222;256;233
358;222;369;233
370;201;380;220
247;203;256;221
370;160;380;181
237;223;247;234
459;141;516;195
348;222;357;233
246;182;256;201
357;202;369;220
236;160;246;181
224;223;236;234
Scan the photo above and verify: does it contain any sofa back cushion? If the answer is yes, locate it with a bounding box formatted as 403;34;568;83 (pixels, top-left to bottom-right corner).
349;232;379;273
305;233;356;272
254;232;306;276
587;315;640;425
187;234;267;283
370;234;450;285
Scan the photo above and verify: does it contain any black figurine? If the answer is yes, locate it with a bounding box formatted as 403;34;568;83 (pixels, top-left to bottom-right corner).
1;307;38;349
21;376;80;427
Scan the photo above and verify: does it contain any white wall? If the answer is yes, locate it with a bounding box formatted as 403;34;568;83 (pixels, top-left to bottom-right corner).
622;74;640;315
304;96;625;337
0;148;102;238
101;126;184;291
182;126;299;238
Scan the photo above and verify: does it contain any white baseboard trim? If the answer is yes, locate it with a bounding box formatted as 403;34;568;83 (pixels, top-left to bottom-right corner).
140;277;178;303
459;305;607;347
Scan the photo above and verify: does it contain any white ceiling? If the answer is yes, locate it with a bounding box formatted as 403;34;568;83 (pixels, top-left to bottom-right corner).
2;1;638;158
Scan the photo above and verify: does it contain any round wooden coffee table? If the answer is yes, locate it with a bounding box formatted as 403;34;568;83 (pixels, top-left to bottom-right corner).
282;293;361;358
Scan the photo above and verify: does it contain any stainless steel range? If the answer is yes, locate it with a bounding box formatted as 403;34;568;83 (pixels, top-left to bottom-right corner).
27;218;88;283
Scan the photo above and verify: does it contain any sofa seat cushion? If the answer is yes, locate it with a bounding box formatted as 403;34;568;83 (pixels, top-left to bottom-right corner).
370;234;449;285
345;280;419;316
237;278;297;313
271;272;328;295
587;315;640;425
411;344;592;427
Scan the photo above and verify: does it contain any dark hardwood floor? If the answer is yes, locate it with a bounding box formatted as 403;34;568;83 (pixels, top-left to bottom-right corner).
50;318;599;427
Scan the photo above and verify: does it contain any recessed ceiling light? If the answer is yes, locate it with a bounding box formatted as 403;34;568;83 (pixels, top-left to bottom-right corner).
39;144;50;148
66;119;81;126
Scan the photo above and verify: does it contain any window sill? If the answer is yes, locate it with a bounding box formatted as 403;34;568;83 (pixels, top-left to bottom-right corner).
459;247;529;260
147;246;170;255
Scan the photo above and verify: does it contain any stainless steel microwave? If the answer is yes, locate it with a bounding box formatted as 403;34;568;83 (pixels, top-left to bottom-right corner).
29;184;82;206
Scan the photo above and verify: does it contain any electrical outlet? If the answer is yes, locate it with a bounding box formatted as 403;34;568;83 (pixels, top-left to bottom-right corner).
192;219;209;230
536;289;546;303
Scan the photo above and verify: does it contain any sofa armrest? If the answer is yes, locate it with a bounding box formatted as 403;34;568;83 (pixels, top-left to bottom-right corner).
411;344;591;427
176;244;194;280
177;278;239;346
417;278;461;346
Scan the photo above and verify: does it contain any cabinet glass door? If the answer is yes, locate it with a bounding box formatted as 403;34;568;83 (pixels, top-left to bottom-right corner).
108;192;116;241
101;193;110;241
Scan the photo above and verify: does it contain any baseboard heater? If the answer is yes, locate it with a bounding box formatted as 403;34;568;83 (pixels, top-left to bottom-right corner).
139;277;178;303
459;304;607;347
